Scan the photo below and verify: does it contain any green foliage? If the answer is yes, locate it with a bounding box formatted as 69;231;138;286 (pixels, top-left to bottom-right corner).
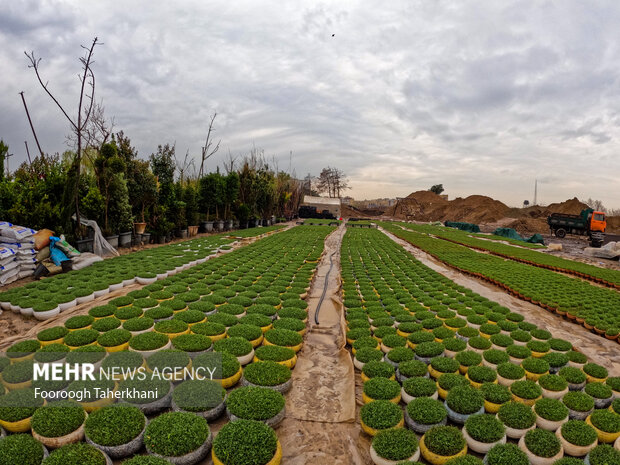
85;405;145;446
226;386;285;421
484;443;529;465
497;401;536;429
402;377;437;398
172;379;225;412
423;426;465;456
372;428;419;461
42;443;107;465
524;428;561;458
360;400;403;430
590;409;620;433
129;331;169;351
446;385;484;414
363;377;401;400
534;398;568;421
31;401;85;438
562;391;595;412
464;414;505;443
510;380;542;400
0;433;45;465
212;419;278;465
144;411;209;457
560;420;598;446
243;361;291;386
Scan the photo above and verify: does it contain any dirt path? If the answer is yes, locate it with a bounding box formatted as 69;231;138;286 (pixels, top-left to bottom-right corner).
278;225;370;465
381;228;620;376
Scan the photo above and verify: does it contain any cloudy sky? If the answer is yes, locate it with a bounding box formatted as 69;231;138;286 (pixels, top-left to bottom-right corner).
1;0;619;209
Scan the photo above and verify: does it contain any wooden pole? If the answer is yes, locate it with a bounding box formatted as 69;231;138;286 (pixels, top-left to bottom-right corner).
19;92;44;157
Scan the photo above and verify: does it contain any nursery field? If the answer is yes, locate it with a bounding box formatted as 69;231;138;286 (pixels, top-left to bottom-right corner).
342;227;620;464
0;224;333;465
1;221;620;465
379;221;620;341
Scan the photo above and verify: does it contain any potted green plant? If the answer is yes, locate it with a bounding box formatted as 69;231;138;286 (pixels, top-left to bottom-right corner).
496;362;526;387
539;374;569;399
396;359;428;383
122;317;155;335
225;386;286;427
556;420;598;457
586;409;620;444
534;397;569;431
463;413;506;453
498;401;537;439
97;328;132;352
414;341;444;364
466;365;497;388
522;357;550;381
404;397;447;434
484;443;529;465
518;428;564;465
143;411;211;465
455;350;482;374
42;442;112;465
559;367;587;391
84;405;146;459
211;419;281;465
370;427;420;465
563;391;595;420
0;433;47;465
117;376;172;415
128;332;170;356
445;385;485;424
362;361;396;383
214;336;254;365
585;444;620;465
510;380;543;406
567;351;588;370
241;361;292;393
401;377;438;404
437;373;470;400
481;383;511;413
363;377;402;404
420;426;467;465
254;345;297;369
606;377;620;399
482;349;510;368
583;363;608;384
506;344;532;365
37;327;69;346
360;400;404;436
585;382;614;409
544;352;569;374
31;401;86;449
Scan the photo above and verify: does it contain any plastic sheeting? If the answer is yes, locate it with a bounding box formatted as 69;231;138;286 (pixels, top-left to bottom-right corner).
584;241;620;259
72;215;119;258
445;221;481;233
492;227;545;245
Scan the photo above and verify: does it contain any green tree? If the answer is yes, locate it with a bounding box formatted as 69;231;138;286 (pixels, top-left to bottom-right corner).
430;184;444;195
224;172;240;220
94;142;127;233
0;140;8;182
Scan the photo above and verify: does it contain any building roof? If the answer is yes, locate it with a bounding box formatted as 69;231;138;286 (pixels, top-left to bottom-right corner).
302;195;341;206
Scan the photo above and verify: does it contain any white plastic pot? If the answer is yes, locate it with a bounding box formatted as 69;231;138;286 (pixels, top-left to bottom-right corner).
370;444;420;465
463;428;506;454
518;435;564;465
536;414;568;431
556;429;597;457
541;387;568;400
77;293;95;304
33;307;61;321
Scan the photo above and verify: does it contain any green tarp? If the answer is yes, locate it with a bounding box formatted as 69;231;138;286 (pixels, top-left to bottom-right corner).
492;227;545;245
445;221;481;233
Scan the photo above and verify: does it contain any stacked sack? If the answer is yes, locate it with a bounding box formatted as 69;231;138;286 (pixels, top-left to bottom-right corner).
0;222;38;285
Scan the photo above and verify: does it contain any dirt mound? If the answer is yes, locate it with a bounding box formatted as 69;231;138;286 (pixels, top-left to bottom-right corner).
546;197;589;215
504;217;549;235
607;216;620;234
406;190;448;203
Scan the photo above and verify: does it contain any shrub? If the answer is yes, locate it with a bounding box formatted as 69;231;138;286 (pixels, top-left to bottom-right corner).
89;304;117;318
253;345;295;363
360;400;403;430
483;349;509;365
226;386;285;421
587;444;620;465
122;317;154;332
467;366;497;384
510;380;542;400
278;307;307;320
37;326;68;342
430;357;459;374
408;331;435;345
455;350;482;367
562;391;595;412
549;338;572;352
398;360;428;378
497;401;536;429
583;363;608;379
172;379;225;412
543;352;569;368
606;376;620;392
143;306;174;320
272;317;305;333
531;329;551;340
485;443;529;465
42;443;107;465
171;333;212;352
538;374;568;392
363;377;401;401
0;433;45;465
524;428;561;458
585;382;613;400
567;351;588;364
526;340;550;353
559;366;587;384
446;386;484;414
415;341;444;358
590;409;620;433
387;347;415;364
560;419;598;446
497;362;525;380
406;397;446;425
481;383;511;405
464;414;505;443
115;306;143;320
510;330;531;343
154;319;189;335
97;328;132;347
173;310;206;325
63;329;99;347
243;361;291;386
438;373;470;391
443;337;467;352
264;328;302;347
31;400;85;438
521;357;549;374
403;377;437;398
91;316;122;332
423;426;465;456
85;405;145;446
612;398;620;415
490;334;513;348
212;419;278;465
144;411;209;457
227;324;263;341
506;344;531;359
214;337;253;357
372;428;419;461
64;315;94;330
363;361;396;380
129;332;169;351
534;397;568;421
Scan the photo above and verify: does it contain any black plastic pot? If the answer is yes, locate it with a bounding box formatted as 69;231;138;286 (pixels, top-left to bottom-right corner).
105;235;119;248
76;238;94;253
119;232;132;248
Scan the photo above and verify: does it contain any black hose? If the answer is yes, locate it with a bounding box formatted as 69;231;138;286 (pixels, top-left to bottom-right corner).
314;251;335;325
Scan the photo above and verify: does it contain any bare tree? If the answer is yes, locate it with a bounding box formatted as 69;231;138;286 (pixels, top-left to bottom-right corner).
223;149;237;174
176;149;195;184
316;166;350;198
25;37;100;235
198;112;221;177
584;198;607;213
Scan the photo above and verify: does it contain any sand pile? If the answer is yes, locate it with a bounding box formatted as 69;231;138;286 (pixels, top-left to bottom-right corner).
504;218;549;236
546;197;590;215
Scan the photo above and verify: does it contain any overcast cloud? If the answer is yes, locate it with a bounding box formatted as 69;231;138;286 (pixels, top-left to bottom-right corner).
1;0;619;208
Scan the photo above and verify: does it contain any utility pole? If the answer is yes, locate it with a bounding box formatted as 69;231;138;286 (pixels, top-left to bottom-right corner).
534;179;538;206
24;141;32;165
19;92;44;157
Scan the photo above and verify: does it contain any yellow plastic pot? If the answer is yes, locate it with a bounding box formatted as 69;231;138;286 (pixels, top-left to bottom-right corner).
524;369;548;382
103;342;130;353
361;417;404;436
420;434;467;465
39;338;64;347
260;324;273;334
484;399;503;413
80;387;117;412
361;372;395;383
511;393;541;406
213;440;282;465
219;367;243;389
8;353;35;364
362;392;401;405
586;415;620;443
0;416;33;433
157;328;191;339
531;350;549;358
203;332;226;342
263;339;303;353
1;378;33;391
253;354;297;369
437;385;449;400
248;334;264;348
586;374;607;384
